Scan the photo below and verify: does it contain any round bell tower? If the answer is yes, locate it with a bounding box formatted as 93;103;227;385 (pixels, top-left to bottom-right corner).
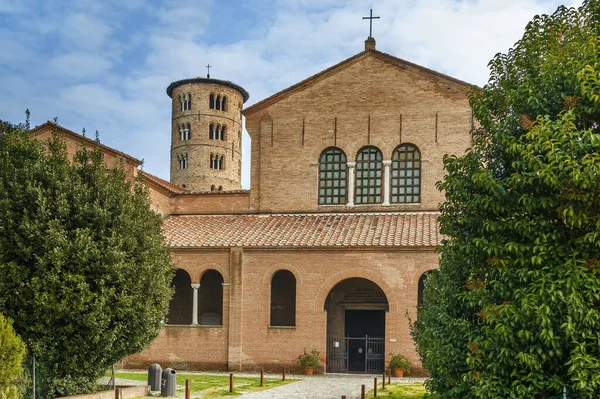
166;76;249;191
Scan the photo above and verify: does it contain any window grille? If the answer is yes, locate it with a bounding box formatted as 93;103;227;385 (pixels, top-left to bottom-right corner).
355;146;382;204
391;144;421;203
318;147;347;205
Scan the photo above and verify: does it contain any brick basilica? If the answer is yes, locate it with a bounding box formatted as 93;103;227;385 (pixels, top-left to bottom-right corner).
32;37;472;374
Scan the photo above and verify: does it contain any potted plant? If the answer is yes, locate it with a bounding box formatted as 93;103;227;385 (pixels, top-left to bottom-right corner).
298;349;320;375
389;353;411;377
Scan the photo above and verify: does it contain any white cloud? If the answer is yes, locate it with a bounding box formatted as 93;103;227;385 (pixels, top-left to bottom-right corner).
49;52;113;79
0;0;585;188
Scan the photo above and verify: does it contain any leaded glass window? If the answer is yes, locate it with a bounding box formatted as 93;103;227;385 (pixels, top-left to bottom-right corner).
391;144;421;203
318;147;347;205
355;146;382;204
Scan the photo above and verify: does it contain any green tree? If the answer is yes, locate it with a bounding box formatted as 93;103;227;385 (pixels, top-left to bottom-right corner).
413;1;600;398
0;313;27;399
0;120;174;398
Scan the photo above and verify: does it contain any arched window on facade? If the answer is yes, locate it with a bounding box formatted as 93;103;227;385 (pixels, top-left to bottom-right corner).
418;270;437;310
318;147;347;205
220;125;226;141
166;269;193;325
222;96;227;111
209;93;215;109
209;123;215;140
270;270;296;327
355;146;383;205
198;270;223;325
216;95;222;111
391;144;421;204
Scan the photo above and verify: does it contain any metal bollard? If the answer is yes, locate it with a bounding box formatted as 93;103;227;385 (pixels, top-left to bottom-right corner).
382;372;386;390
229;373;234;392
260;369;264;387
185;379;190;399
361;384;365;399
282;366;286;381
374;377;377;397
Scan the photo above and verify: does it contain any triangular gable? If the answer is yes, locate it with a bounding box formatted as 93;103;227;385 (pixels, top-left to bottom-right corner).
242;48;475;117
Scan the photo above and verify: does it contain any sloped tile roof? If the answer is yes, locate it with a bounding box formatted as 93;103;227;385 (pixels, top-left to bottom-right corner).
164;212;441;248
31;121;142;165
141;171;190;194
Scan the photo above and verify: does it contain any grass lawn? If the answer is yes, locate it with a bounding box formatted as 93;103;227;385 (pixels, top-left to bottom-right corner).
367;382;426;399
110;371;292;397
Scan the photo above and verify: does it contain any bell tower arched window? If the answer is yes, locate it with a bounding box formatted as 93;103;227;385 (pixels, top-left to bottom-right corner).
391;144;421;203
210;154;223;170
355;146;382;205
318;147;347;205
209;93;215;109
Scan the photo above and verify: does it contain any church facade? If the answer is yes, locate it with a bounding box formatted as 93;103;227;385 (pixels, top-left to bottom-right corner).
35;38;473;374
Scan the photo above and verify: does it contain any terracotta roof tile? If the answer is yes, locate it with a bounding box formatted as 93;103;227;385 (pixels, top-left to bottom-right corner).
141;171;190;194
30;121;142;165
164;212;441;249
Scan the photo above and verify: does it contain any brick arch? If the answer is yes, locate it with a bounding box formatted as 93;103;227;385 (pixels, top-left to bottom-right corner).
171;264;195;283
313;268;398;313
308;141;353;163
263;265;301;327
345;137;389;160
262;264;303;286
409;262;439;287
259;112;272;123
198;263;230;284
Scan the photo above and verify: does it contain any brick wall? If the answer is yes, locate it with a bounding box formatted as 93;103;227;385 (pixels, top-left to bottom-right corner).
244;51;471;213
124;247;438;374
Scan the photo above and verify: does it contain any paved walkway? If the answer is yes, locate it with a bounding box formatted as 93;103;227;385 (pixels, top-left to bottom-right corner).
240;374;425;399
101;372;426;399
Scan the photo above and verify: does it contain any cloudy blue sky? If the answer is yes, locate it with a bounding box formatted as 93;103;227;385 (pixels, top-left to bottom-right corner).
0;0;581;188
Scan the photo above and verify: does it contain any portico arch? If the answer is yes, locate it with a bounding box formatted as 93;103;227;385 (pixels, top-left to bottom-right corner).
314;268;397;313
324;277;390;373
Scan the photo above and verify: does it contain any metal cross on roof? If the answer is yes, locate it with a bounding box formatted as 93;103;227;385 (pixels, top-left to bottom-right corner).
206;64;211;79
362;9;380;38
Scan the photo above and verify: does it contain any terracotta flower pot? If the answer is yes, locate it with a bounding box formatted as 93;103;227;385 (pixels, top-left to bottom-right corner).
393;368;404;377
304;368;314;375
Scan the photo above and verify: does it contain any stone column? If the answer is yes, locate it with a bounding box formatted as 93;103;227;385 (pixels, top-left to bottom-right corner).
347;162;356;207
191;284;200;325
382;160;392;206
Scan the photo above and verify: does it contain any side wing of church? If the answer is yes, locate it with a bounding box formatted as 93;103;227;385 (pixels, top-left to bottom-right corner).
33;39;473;374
